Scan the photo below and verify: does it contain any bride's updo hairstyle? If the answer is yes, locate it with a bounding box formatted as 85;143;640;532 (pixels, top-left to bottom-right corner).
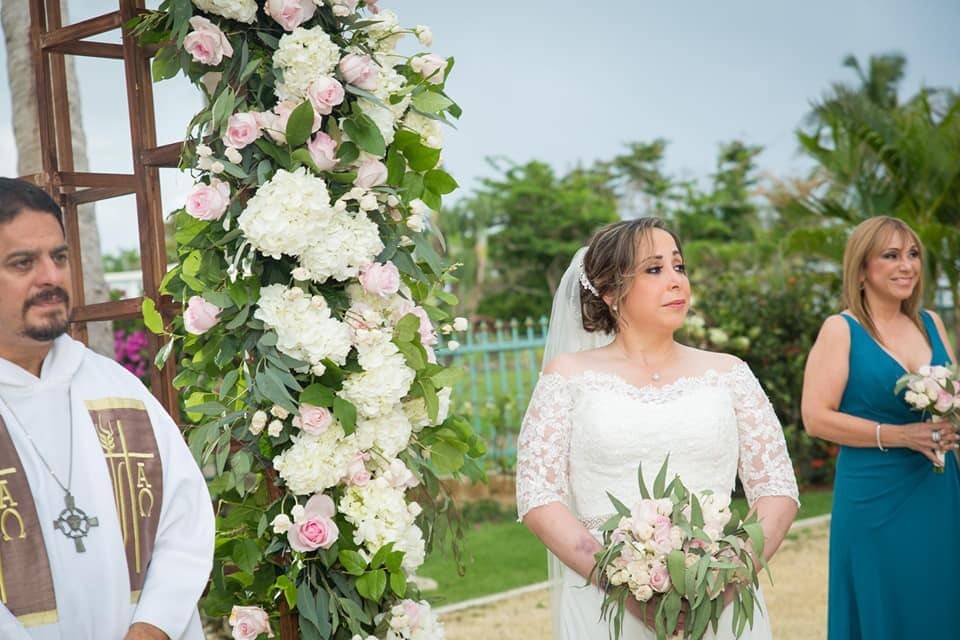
580;217;684;334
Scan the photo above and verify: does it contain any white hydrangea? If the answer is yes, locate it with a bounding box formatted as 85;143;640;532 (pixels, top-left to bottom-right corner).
402;387;452;431
191;0;257;23
339;355;415;418
355;406;413;458
273;423;359;495
339;477;425;571
373;64;411;118
386;599;445;640
273;27;341;101
238;167;334;258
354;98;397;146
297;210;384;282
403;111;443;149
255;284;353;367
347;284;416;329
363;10;404;53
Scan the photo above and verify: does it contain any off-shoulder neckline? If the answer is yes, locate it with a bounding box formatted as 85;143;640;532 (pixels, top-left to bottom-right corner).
538;361;750;398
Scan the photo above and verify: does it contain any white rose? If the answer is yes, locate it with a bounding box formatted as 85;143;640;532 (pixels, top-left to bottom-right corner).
453;317;469;332
268;419;284;437
414;25;433;46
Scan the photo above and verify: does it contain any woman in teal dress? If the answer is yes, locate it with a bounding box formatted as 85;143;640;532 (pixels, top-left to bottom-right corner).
801;216;960;639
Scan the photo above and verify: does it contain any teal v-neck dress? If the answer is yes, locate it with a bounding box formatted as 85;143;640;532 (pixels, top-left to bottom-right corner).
828;310;960;639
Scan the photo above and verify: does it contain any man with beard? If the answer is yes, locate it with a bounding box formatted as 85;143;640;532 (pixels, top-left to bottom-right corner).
0;178;214;640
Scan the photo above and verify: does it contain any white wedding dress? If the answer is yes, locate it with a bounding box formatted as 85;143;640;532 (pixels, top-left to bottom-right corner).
516;361;800;640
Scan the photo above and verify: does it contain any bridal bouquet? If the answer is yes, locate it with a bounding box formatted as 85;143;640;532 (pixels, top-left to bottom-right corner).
591;458;767;640
896;364;960;472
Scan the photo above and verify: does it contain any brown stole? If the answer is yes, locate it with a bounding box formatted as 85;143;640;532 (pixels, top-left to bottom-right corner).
0;415;58;627
0;397;163;627
84;398;164;601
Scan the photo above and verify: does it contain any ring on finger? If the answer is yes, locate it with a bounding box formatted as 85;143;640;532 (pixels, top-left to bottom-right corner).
931;430;942;444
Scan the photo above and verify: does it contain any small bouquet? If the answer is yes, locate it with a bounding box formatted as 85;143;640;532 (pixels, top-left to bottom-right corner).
590;458;767;640
896;364;960;473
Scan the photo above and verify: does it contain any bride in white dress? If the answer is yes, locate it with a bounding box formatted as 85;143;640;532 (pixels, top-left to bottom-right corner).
516;219;800;639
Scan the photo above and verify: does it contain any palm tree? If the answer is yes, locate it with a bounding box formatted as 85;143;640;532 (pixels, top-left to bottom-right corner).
780;53;960;335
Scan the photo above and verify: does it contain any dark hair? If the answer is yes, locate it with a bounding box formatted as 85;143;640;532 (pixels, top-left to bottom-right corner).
0;178;64;231
580;217;684;334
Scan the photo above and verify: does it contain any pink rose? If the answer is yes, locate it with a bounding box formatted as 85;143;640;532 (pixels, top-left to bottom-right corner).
307;132;338;171
229;605;274;640
649;563;671;594
288;494;339;552
307;76;345;115
264;0;316;31
411;53;447;84
339;53;379;90
360;261;400;297
364;0;380;14
344;453;371;486
263;101;322;144
183;296;221;335
185;178;230;221
295;404;333;435
355;157;388;189
222;112;262;149
935;390;954;413
184;16;234;66
410;306;437;346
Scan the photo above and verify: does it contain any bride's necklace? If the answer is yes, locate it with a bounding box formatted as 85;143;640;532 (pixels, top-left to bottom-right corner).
617;342;677;382
0;387;99;552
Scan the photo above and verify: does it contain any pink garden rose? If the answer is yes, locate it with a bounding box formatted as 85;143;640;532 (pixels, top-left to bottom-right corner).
360;261;400;297
288;494;339;552
344;452;372;486
354;157;388;189
262;101;322;144
222;112;262;149
649;562;671;594
183;296;221;335
185;178;230;221
184;16;234;66
264;0;316;31
339;53;379;90
410;306;437;346
411;53;447;84
307;76;345;115
364;0;380;13
307;132;339;171
935;390;955;413
228;605;273;640
294;404;333;435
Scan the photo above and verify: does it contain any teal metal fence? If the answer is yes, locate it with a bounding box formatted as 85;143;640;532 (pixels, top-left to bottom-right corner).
435;317;549;472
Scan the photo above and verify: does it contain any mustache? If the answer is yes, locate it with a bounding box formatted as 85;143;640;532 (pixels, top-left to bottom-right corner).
24;287;70;311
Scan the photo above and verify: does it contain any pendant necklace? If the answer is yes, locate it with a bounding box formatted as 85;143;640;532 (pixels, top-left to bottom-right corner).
0;387;98;552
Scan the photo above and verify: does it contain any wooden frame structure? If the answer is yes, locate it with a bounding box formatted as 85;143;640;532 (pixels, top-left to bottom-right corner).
22;0;182;418
22;5;302;636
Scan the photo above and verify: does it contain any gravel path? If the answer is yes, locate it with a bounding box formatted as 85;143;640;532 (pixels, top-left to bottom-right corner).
439;523;829;640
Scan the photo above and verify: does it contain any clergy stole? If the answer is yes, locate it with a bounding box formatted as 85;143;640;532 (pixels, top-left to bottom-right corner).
0;398;163;626
84;398;164;601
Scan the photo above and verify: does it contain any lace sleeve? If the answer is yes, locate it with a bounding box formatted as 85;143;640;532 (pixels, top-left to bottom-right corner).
727;362;800;506
516;373;574;520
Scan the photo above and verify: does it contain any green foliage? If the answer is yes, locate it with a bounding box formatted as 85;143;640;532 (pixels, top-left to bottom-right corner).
680;266;842;486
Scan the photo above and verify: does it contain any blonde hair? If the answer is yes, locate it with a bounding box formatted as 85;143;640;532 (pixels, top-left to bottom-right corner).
842;216;926;344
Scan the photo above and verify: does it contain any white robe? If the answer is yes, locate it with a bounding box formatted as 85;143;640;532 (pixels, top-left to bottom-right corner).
0;335;215;640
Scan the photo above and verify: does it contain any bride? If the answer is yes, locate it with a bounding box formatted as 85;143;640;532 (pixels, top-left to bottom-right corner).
516;218;799;639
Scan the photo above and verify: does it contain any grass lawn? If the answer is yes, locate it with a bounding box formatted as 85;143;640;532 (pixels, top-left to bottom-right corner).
419;489;834;606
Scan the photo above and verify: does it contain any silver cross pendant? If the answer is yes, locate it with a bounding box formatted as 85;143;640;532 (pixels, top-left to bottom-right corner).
53;492;98;553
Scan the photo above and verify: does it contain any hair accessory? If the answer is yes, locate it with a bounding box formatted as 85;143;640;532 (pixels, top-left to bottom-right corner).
577;255;599;297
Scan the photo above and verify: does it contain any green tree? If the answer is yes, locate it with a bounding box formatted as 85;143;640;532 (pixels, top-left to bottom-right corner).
779;53;960;333
451;160;619;320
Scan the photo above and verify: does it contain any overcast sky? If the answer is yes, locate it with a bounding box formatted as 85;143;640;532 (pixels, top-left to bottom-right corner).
1;0;958;256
